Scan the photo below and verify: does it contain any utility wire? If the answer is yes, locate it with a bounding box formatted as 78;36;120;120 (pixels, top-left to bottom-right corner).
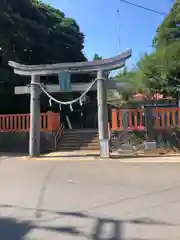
119;0;167;16
117;9;121;52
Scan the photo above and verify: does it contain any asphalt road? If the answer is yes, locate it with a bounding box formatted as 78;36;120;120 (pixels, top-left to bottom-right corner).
0;159;180;239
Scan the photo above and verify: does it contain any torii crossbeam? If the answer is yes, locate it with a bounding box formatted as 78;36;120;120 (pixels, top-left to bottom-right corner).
9;49;132;158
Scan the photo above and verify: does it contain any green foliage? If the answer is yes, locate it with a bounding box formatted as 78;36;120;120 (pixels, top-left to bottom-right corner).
139;41;180;97
116;0;180;101
138;52;168;95
93;53;102;60
115;67;147;94
145;0;180;96
0;0;85;66
0;0;86;84
111;67;149;105
153;0;180;48
0;0;87;113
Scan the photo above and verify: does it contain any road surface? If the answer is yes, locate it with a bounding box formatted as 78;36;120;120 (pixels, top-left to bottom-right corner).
0;159;180;239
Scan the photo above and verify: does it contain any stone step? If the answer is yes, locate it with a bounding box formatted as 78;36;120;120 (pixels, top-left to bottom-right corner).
57;129;100;151
64;130;98;134
62;137;99;141
63;132;98;137
60;138;99;143
60;143;99;148
80;145;99;149
59;139;99;145
63;134;99;139
64;129;98;133
58;146;100;151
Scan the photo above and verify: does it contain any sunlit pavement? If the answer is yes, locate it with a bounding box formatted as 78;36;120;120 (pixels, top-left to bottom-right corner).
0;160;180;239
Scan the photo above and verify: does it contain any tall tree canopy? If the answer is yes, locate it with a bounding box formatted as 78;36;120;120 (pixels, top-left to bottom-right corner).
0;0;87;113
149;0;180;95
153;0;180;48
114;0;180;103
0;0;85;66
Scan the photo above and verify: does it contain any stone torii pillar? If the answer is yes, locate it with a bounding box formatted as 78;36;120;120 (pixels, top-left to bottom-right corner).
97;70;109;158
29;75;41;157
8;50;132;158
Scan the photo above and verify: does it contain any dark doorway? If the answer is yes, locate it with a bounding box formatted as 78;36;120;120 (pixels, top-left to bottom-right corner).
67;92;98;129
68;103;98;129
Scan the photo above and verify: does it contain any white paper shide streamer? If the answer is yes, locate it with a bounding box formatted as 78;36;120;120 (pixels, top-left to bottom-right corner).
31;78;97;109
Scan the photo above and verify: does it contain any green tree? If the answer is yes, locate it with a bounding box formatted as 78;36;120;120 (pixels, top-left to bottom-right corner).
0;0;85;66
93;53;102;60
140;43;180;96
115;67;147;94
0;0;86;85
110;67;149;105
0;0;87;113
134;0;180;98
153;0;180;48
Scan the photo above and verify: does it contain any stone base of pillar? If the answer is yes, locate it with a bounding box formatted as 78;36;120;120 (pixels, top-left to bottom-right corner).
100;139;110;158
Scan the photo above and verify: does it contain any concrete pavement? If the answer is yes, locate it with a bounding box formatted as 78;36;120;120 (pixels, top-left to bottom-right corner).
0;160;180;239
1;150;180;162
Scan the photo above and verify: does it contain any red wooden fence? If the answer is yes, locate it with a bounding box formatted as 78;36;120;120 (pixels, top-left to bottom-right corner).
112;107;180;131
112;109;145;131
0;111;60;132
2;108;179;132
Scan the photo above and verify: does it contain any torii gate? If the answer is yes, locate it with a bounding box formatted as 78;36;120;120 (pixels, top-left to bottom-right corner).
8;49;132;158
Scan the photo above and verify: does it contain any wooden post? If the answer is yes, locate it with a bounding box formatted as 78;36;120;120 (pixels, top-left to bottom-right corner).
112;109;118;130
145;107;154;141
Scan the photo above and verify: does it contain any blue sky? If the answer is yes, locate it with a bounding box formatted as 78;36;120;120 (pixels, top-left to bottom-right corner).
43;0;172;67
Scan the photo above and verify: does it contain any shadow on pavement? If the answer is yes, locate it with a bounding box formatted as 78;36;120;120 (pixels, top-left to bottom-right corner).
0;217;82;240
0;205;176;240
0;218;31;240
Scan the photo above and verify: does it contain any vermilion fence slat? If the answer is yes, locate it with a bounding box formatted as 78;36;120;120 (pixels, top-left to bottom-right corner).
0;112;60;132
111;107;180;131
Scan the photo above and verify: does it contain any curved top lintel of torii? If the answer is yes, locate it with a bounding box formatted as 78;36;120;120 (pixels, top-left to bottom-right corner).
8;49;132;76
